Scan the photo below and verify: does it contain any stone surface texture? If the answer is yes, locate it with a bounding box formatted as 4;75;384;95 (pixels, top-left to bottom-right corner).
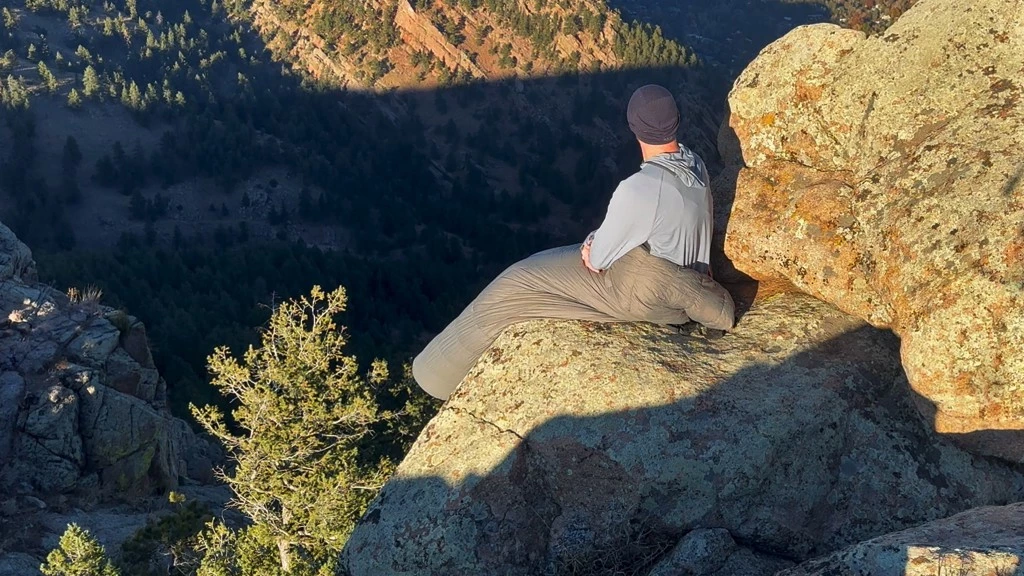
718;0;1024;460
781;503;1024;576
342;294;1024;575
647;528;794;576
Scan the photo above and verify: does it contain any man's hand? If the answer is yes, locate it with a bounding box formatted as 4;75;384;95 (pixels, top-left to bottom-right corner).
580;243;602;274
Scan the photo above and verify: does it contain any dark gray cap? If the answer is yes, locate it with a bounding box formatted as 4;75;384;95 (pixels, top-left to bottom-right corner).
626;84;680;145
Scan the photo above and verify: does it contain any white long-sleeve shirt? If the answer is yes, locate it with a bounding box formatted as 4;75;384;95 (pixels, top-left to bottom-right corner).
587;145;714;274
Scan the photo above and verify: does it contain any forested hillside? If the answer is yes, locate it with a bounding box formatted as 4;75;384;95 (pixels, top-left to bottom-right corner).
251;0;698;90
0;0;716;421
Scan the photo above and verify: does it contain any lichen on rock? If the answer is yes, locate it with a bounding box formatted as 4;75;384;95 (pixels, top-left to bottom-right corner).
718;0;1024;461
342;294;1024;575
780;503;1024;576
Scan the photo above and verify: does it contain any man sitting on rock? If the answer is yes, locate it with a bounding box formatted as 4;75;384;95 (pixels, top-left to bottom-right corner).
413;84;736;400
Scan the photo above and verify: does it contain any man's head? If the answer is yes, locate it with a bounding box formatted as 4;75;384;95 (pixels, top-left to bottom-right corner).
626;84;680;146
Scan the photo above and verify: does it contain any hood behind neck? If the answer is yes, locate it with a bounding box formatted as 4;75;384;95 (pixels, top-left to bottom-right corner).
643;145;707;189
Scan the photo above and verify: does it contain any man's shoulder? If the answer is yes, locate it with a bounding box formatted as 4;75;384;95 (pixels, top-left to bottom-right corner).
612;170;648;194
620;165;665;190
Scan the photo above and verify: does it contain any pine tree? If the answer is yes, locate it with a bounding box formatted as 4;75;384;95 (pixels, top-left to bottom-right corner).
0;50;14;73
37;61;58;93
62;135;83;176
127;81;143;110
2;75;29;109
68;7;83;29
40;524;120;576
82;65;99;97
2;8;18;30
191;286;396;572
66;88;82;108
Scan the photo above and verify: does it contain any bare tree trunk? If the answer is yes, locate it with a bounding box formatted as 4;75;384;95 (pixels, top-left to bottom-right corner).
277;538;292;573
278;505;293;572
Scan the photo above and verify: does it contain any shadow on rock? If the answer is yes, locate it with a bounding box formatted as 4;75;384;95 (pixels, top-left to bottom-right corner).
340;295;1024;575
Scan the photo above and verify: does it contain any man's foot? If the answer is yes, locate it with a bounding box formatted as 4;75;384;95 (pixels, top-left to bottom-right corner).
672;323;701;337
702;328;726;340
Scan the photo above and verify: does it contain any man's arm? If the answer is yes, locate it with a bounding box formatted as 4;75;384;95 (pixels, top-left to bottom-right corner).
587;180;655;271
580;234;601;273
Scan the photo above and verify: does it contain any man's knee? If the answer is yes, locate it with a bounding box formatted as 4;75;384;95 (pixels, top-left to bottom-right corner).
412;351;455;401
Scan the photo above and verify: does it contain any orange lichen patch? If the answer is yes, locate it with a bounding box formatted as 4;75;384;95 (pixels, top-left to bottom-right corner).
953;371;975;395
982;402;1004;420
793;181;852;228
735;170;790;214
1004;238;1024;267
759;113;777;127
786;130;821;160
794;81;824;103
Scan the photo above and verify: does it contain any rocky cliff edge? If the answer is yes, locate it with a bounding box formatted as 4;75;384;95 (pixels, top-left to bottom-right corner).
0;221;216;503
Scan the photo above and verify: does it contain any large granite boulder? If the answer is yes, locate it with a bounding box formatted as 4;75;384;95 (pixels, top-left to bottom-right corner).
781;503;1024;576
717;0;1024;460
342;295;1024;575
0;220;212;500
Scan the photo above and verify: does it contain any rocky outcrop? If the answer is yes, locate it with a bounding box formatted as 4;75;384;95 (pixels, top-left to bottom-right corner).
394;0;486;79
0;221;214;500
781;503;1024;576
718;0;1024;460
250;0;362;87
342;294;1024;575
0;224;34;283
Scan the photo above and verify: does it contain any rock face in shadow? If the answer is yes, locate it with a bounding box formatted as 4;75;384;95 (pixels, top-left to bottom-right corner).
718;0;1024;461
342;295;1024;575
780;503;1024;576
0;221;216;501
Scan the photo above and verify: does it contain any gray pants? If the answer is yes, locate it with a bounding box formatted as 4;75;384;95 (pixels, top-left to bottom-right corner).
413;245;736;400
